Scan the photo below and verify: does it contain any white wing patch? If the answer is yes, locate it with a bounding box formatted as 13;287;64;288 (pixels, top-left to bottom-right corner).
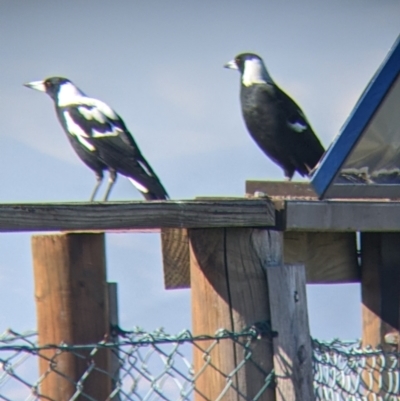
138;160;154;176
287;120;308;133
90;99;118;120
63;111;96;151
128;177;149;193
78;106;107;123
92;127;122;138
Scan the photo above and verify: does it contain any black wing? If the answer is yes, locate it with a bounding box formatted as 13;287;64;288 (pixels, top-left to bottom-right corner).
275;87;325;174
62;103;169;200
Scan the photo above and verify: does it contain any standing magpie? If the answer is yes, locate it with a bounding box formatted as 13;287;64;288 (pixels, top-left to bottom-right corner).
224;53;325;180
24;77;168;201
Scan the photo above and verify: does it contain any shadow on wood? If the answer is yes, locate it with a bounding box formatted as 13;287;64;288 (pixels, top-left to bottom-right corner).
284;232;359;283
163;230;359;289
189;228;278;401
361;232;400;350
267;264;315;401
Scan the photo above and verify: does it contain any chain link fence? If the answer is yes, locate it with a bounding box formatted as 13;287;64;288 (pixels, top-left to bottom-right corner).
0;326;399;401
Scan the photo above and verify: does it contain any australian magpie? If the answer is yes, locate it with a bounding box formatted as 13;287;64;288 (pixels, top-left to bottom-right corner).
224;53;325;180
24;77;169;201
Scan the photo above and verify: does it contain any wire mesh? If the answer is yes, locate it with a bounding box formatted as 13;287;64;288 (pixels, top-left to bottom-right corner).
0;326;399;401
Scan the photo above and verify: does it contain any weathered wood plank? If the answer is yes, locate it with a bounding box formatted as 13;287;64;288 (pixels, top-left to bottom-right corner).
32;233;110;400
161;228;190;289
107;283;121;401
189;228;278;401
163;230;359;289
361;233;400;396
0;200;274;232
5;198;400;232
285;200;400;231
268;263;315;401
284;232;359;283
361;233;400;351
246;180;317;198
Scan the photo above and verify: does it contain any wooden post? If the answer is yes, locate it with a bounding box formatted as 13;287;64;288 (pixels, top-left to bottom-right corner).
267;264;314;401
161;228;190;289
361;233;400;397
189;228;279;401
32;233;110;401
108;282;121;401
361;232;400;350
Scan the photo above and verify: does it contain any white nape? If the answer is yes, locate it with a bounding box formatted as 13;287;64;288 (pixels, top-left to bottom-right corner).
242;58;271;87
57;82;86;106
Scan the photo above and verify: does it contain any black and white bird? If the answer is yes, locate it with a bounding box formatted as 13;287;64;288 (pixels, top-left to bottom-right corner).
224;53;325;180
24;77;168;201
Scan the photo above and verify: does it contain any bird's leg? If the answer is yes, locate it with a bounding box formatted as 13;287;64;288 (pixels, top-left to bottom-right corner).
90;171;104;202
103;170;117;201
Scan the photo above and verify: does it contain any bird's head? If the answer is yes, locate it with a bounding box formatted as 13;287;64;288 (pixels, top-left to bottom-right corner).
224;53;272;87
24;77;85;105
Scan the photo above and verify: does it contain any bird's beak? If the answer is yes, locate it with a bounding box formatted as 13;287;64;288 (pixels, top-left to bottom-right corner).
224;59;238;70
23;80;46;92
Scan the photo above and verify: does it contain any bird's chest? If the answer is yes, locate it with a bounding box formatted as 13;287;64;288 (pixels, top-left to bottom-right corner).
240;86;282;137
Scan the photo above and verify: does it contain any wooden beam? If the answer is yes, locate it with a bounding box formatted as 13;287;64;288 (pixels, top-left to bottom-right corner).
163;230;359;289
189;228;278;401
246;180;317;198
268;263;315;401
3;198;400;232
32;233;110;400
285;200;400;231
0;199;274;232
361;233;400;397
161;228;190;289
361;233;400;351
284;232;359;283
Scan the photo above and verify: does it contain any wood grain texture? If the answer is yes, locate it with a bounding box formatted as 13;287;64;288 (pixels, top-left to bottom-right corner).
0;199;274;232
189;228;279;401
163;230;359;290
267;264;315;401
108;283;121;401
32;233;110;401
284;232;359;283
285;200;400;231
361;233;400;351
360;233;400;396
246;180;317;198
4;199;400;232
161;228;190;289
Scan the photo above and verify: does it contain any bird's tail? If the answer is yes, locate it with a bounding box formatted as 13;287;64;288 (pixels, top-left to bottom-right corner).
128;177;169;200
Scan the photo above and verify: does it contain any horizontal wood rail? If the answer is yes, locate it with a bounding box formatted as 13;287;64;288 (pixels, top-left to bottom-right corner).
0;199;274;232
0;196;399;233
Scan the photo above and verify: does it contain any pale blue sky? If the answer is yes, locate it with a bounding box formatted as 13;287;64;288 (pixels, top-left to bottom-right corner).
0;1;399;339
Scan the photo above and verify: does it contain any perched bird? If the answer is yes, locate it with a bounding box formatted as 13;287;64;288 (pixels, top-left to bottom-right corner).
24;77;168;201
224;53;325;180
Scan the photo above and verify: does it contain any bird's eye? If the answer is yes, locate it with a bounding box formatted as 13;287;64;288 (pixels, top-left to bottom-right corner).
235;58;240;65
